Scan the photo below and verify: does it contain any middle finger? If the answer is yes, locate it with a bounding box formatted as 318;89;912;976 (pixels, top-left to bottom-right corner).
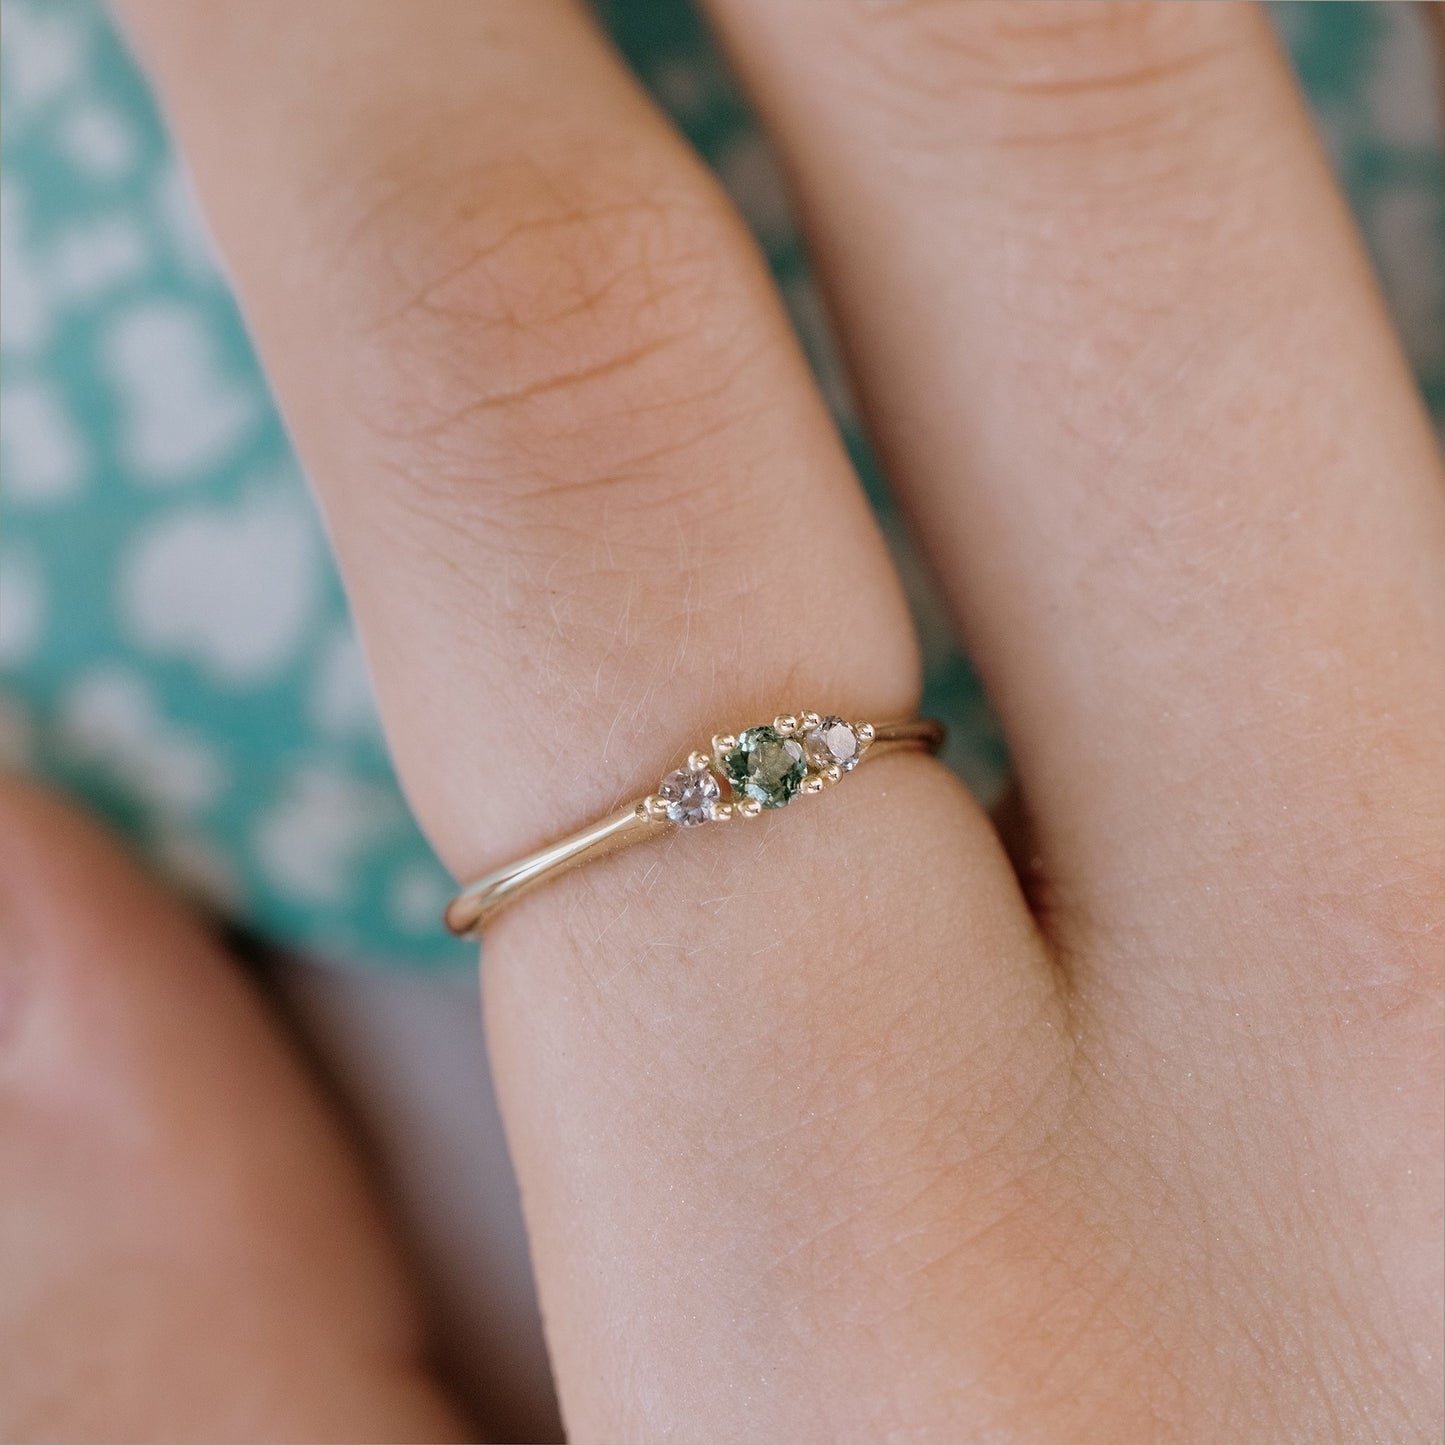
706;0;1445;977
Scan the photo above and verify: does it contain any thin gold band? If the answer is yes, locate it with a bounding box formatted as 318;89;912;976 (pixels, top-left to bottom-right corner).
444;712;944;939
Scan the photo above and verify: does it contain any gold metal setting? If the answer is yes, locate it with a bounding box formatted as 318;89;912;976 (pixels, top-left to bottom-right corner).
444;712;944;939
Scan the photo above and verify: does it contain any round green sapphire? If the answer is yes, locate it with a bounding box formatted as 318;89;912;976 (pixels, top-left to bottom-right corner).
723;726;807;809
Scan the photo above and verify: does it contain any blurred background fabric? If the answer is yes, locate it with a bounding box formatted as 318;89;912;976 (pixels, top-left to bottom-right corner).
2;0;1441;970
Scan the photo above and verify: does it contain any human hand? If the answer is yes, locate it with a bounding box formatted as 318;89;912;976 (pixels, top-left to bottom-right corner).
11;2;1442;1439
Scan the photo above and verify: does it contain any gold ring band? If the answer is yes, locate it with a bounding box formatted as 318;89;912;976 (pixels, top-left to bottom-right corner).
444;711;945;939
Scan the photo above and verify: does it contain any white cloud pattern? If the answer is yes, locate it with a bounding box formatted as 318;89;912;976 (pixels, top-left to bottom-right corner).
58;669;225;812
106;300;258;481
309;628;383;740
1;381;88;500
0;546;45;664
119;484;319;684
254;767;403;904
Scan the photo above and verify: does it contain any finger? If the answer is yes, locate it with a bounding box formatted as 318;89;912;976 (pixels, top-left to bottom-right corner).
122;0;922;860
703;0;1445;966
118;2;1064;1437
0;776;468;1441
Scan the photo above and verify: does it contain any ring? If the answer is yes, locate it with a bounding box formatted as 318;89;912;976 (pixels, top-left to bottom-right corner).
444;711;945;938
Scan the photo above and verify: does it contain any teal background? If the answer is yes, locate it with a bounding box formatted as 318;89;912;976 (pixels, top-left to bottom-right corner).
2;1;1441;969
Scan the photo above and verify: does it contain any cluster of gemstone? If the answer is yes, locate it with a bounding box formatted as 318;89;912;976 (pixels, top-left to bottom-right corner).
651;714;869;827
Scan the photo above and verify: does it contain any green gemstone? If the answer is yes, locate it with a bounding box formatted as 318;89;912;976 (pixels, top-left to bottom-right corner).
723;726;807;809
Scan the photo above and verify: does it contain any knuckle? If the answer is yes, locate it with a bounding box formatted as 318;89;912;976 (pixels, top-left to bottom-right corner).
328;138;765;512
836;0;1248;150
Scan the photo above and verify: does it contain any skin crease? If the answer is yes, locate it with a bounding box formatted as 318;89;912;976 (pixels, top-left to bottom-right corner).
4;1;1441;1441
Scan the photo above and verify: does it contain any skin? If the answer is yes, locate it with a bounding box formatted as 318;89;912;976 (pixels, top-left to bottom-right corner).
3;1;1441;1440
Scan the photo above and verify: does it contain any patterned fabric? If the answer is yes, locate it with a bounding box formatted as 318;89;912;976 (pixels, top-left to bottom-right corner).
2;1;1440;969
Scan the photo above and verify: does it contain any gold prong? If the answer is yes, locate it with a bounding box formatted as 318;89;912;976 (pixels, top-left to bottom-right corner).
641;795;670;821
773;714;799;736
799;711;821;732
711;733;737;758
736;797;763;819
856;722;876;745
822;764;842;784
714;802;734;822
687;750;711;773
800;775;826;796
